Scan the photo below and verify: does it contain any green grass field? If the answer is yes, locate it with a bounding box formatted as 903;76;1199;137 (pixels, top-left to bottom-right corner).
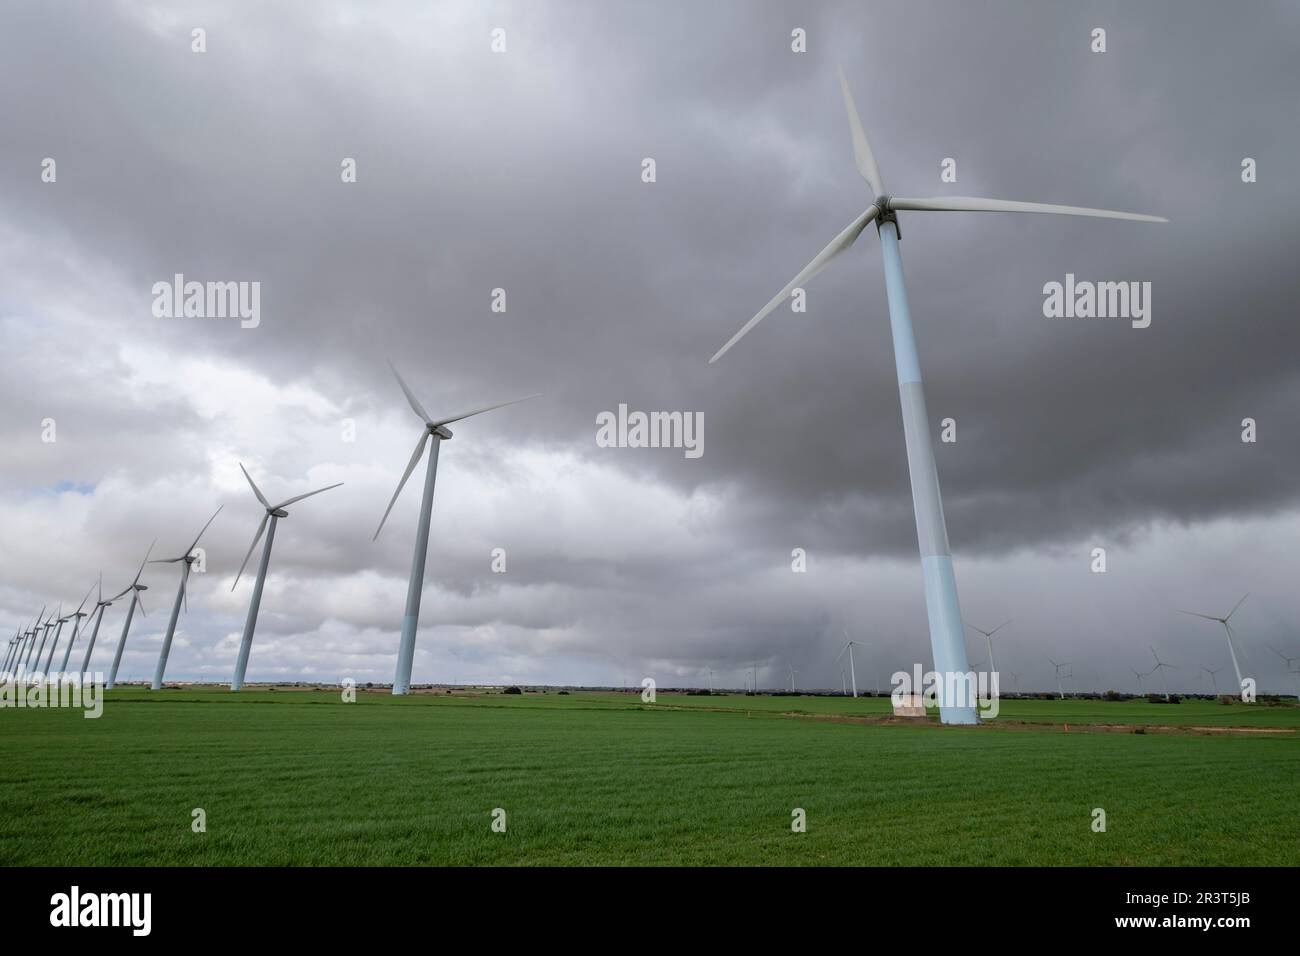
2;688;1297;866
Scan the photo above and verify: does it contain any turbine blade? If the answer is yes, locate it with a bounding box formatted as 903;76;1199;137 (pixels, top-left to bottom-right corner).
97;573;102;605
232;514;270;591
272;482;344;511
989;619;1013;636
708;206;879;364
834;643;849;664
133;540;156;584
888;195;1167;223
187;504;224;554
1177;609;1220;622
75;580;95;615
108;585;133;601
135;590;146;617
239;462;270;509
388;360;433;425
149;557;187;564
429;393;541;428
835;66;884;195
1225;593;1249;622
373;430;431;541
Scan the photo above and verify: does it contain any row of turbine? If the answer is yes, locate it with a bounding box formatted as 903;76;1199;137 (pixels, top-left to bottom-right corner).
2;363;538;692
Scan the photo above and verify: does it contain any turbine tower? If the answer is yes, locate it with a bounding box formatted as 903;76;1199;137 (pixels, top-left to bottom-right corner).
707;68;1165;724
54;582;97;679
41;604;79;676
17;607;44;676
107;542;155;690
148;506;222;690
1179;594;1249;699
373;362;539;695
966;619;1011;678
231;465;342;691
835;628;861;697
1048;658;1071;700
78;575;117;677
1149;646;1175;702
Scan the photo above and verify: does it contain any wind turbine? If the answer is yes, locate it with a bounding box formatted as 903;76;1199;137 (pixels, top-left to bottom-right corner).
707;68;1165;724
2;632;18;674
373;362;539;696
17;607;43;675
787;663;799;693
77;574;119;677
835;628;860;697
107;542;155;690
1179;594;1249;699
1149;646;1175;702
1130;666;1151;696
1048;659;1071;700
231;466;342;691
966;619;1011;678
53;581;96;679
1202;665;1224;697
1267;647;1300;702
31;606;60;677
1007;671;1022;695
148;506;222;690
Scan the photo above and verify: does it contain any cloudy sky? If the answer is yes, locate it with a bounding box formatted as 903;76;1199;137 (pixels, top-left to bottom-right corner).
2;0;1298;694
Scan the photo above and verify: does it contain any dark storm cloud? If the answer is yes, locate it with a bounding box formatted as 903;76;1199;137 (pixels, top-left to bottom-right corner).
2;0;1298;690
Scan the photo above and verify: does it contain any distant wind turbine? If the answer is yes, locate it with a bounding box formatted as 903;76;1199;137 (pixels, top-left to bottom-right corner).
1048;659;1071;700
77;574;119;677
1267;647;1300;702
1149;646;1175;702
31;605;60;677
1130;666;1151;696
1202;665;1224;697
707;67;1165;725
966;619;1011;678
1178;594;1249;699
835;629;861;697
373;362;539;696
148;506;222;690
18;607;45;675
231;465;342;691
107;542;155;690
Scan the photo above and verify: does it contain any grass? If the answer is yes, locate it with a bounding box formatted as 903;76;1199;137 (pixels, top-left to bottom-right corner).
2;687;1297;865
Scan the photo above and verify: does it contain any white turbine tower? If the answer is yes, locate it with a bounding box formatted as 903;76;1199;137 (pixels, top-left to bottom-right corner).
966;619;1011;678
77;575;119;676
1048;658;1071;700
231;465;342;691
1007;671;1022;695
53;581;97;679
787;663;799;693
835;628;861;698
1179;594;1249;699
148;506;222;690
107;542;156;690
708;68;1165;724
373;362;539;696
1149;646;1175;702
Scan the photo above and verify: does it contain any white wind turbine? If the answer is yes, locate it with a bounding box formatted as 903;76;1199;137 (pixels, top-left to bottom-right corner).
1007;671;1022;695
1202;665;1224;697
835;628;861;698
1149;646;1175;701
148;506;222;690
1130;666;1151;696
787;663;799;693
373;362;539;696
77;574;120;677
1048;658;1071;700
231;466;342;691
1267;647;1300;702
52;581;97;679
1179;594;1249;700
708;68;1165;724
18;606;46;676
31;605;60;677
966;619;1011;678
107;542;156;690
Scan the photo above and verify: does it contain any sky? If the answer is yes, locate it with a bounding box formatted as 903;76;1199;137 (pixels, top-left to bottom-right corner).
2;0;1298;695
